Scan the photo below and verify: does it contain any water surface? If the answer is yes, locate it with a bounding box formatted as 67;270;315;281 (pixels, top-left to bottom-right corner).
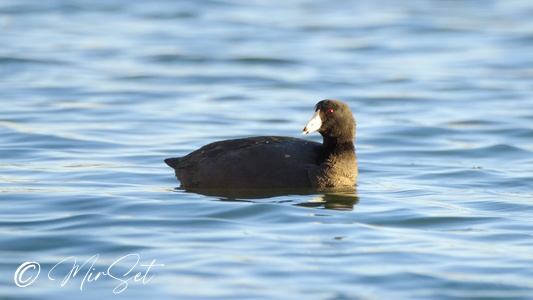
1;0;533;299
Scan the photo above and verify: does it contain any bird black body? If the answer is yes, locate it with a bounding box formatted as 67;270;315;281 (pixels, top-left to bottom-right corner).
164;99;357;188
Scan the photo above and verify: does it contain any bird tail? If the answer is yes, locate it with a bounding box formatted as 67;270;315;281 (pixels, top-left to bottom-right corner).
164;157;181;169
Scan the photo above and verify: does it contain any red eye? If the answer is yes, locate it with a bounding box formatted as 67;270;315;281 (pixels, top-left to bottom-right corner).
326;109;334;114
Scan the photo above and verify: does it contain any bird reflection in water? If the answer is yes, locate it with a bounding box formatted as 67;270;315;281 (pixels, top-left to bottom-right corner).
177;186;359;211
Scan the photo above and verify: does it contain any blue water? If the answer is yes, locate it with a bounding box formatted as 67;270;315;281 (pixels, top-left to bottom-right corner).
1;0;533;299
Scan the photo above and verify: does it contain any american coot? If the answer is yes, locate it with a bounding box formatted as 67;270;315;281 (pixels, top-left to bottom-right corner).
164;99;357;188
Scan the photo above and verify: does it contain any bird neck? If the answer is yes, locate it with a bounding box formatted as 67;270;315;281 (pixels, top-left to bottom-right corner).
322;136;355;155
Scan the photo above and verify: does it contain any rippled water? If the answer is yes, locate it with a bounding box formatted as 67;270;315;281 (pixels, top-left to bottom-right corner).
1;0;533;299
